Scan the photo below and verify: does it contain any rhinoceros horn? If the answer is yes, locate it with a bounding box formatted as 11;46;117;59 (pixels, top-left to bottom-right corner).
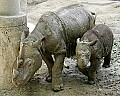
18;42;25;68
17;56;24;68
19;42;25;57
19;27;28;58
19;27;29;62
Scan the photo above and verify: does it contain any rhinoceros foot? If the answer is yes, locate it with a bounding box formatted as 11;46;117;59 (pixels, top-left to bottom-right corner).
52;83;64;92
102;64;110;68
45;75;52;83
88;76;95;85
88;80;95;85
52;77;64;92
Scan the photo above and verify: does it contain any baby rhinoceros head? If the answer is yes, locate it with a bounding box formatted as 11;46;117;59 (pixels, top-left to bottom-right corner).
76;38;98;72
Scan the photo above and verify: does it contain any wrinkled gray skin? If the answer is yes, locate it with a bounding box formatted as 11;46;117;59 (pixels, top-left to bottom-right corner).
76;24;113;84
12;4;96;91
12;28;42;87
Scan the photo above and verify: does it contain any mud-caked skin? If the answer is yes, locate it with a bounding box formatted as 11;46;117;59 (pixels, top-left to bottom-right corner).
76;24;113;84
12;4;96;91
12;27;42;87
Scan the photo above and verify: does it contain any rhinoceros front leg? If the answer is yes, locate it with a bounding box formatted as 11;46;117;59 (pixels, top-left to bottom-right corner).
52;54;65;92
88;59;101;84
39;47;54;83
102;51;111;68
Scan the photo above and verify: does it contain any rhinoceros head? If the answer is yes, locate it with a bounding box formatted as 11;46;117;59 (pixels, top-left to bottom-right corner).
12;31;42;87
76;38;98;71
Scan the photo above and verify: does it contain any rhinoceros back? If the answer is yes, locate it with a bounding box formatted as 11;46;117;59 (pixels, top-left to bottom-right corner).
31;4;95;45
56;4;95;43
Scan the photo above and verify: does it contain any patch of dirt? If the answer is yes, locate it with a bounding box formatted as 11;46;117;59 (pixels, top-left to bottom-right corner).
0;0;120;96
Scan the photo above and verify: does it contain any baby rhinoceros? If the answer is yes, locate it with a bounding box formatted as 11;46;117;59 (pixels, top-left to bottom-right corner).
76;24;113;84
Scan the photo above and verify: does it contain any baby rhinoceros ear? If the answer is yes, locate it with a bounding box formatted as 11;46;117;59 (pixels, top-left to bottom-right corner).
77;38;81;43
88;39;98;46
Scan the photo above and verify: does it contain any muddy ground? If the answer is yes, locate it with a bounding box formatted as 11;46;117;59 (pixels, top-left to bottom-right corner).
1;0;120;96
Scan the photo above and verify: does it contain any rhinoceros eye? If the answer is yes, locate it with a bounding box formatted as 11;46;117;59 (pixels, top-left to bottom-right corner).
24;58;32;66
28;59;32;67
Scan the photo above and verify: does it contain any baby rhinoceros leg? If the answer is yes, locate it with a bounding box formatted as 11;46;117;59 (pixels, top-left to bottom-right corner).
102;51;111;68
88;59;101;84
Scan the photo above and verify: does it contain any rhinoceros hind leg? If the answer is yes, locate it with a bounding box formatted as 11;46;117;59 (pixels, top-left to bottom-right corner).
102;52;111;68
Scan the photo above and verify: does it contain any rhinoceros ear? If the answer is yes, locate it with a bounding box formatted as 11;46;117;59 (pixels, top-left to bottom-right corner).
89;39;98;46
95;30;99;33
21;27;29;41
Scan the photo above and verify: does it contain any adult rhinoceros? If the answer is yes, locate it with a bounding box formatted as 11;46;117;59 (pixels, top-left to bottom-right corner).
12;4;96;91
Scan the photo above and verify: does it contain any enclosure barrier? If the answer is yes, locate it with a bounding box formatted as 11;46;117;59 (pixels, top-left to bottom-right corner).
0;0;27;89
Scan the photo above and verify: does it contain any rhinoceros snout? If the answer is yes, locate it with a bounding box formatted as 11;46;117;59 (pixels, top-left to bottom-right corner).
12;78;23;87
12;68;25;87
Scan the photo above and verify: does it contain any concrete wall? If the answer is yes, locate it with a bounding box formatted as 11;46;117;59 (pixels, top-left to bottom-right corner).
0;14;27;89
0;0;20;16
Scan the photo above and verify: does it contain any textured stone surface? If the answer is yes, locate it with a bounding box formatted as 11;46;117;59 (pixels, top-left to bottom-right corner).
0;13;27;89
0;0;20;16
